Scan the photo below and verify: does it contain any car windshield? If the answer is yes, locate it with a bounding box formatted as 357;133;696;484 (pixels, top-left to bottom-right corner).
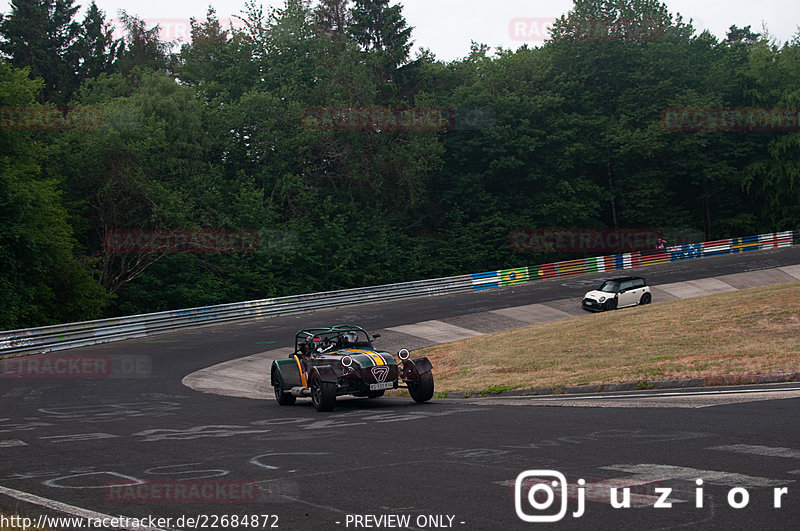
298;329;372;354
599;280;620;293
332;330;371;349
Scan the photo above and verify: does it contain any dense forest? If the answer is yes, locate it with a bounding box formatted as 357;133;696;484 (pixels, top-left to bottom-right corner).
1;0;799;329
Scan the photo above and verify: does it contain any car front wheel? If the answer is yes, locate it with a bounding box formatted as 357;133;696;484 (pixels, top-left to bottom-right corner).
408;372;434;403
274;384;296;406
273;372;296;406
604;298;617;311
310;375;336;412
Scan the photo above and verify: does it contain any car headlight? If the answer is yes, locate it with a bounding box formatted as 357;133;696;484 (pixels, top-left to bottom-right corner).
599;296;606;302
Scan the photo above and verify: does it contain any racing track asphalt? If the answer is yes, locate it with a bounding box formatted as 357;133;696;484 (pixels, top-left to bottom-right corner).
1;246;799;530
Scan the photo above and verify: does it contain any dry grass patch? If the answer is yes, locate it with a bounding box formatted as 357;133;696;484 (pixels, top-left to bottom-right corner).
419;282;800;394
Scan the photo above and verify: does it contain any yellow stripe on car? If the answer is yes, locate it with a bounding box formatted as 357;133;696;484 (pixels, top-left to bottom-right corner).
293;355;307;387
347;349;386;366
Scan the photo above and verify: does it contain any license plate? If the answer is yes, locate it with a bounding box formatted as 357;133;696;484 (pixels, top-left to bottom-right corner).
369;382;394;391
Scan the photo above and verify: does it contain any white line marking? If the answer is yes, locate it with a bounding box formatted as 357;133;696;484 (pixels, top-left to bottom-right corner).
601;464;792;487
0;484;168;531
512;386;800;401
708;444;800;459
0;439;27;448
40;433;119;443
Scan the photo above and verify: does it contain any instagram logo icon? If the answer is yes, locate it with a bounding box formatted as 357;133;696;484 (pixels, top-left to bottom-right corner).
515;470;578;522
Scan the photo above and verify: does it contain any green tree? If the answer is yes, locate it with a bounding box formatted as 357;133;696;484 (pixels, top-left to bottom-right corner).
313;0;352;44
177;6;259;103
348;0;413;86
0;62;107;328
726;24;760;46
742;38;800;229
0;0;81;103
75;1;120;82
114;11;173;76
549;0;677;43
51;71;209;300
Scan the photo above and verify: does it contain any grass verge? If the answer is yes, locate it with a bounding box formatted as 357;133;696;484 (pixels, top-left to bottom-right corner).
416;281;800;394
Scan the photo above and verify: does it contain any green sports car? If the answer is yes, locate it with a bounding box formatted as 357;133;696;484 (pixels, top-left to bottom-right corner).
270;325;434;411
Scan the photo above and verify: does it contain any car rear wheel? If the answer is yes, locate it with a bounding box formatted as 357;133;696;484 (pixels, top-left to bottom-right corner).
310;375;336;412
640;293;652;305
408;371;434;403
604;298;617;311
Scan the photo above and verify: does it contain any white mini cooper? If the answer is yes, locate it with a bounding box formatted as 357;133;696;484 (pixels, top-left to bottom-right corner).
582;276;652;311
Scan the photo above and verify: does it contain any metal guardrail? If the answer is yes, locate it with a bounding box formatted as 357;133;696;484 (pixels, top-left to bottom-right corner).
1;230;797;358
0;274;475;358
